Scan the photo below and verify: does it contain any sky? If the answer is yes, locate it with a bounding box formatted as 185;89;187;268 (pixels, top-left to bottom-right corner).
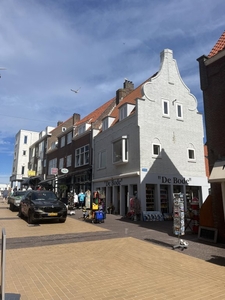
0;0;224;184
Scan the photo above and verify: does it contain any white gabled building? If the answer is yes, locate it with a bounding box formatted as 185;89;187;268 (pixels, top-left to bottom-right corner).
92;49;209;216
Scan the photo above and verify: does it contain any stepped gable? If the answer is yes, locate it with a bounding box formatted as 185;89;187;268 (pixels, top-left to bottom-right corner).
208;31;225;58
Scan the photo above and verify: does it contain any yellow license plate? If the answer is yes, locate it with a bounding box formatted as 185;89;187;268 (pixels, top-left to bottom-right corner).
48;213;58;216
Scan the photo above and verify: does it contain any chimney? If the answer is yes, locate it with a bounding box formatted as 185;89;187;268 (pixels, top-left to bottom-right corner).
116;79;134;105
57;121;63;126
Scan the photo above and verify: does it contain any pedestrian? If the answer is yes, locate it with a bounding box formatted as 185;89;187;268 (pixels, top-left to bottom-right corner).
78;191;86;208
2;188;8;203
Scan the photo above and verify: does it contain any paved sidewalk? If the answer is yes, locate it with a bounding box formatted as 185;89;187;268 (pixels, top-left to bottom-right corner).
0;203;225;299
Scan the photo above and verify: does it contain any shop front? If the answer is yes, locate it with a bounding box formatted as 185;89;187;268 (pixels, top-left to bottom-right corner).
141;173;209;216
92;172;140;217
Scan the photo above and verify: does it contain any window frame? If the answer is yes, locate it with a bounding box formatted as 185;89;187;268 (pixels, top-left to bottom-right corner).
112;136;128;164
98;150;106;169
61;136;65;148
188;148;196;162
152;143;161;158
75;144;89;167
176;103;183;119
66;155;72;167
67;132;72;144
162;99;170;117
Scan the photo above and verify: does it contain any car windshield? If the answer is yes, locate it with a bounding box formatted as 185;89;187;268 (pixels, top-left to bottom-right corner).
31;191;57;201
14;191;27;196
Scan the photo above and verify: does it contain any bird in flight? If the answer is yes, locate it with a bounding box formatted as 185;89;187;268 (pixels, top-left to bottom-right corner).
71;87;81;93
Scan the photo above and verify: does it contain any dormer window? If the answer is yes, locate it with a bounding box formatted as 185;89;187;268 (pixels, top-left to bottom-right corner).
119;103;135;121
102;116;115;131
78;123;89;135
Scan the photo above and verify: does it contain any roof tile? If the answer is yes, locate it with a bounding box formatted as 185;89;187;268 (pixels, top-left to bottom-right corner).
208;31;225;58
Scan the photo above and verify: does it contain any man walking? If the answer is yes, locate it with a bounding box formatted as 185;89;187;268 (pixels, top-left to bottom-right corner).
2;188;8;203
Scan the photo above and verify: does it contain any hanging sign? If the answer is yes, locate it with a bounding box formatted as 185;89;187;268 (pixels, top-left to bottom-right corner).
61;168;68;174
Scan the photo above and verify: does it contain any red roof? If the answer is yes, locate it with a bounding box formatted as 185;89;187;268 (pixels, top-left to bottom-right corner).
75;97;115;126
208;31;225;58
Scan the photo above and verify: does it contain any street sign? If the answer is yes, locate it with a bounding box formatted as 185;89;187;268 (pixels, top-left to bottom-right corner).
61;168;69;174
51;168;58;175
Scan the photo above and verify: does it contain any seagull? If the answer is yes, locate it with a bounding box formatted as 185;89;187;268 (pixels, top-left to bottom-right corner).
71;87;81;93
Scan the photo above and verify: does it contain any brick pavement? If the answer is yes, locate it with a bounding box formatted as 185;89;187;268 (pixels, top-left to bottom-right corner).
0;201;225;300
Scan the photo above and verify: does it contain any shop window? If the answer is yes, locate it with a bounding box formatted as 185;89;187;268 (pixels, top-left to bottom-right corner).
113;136;128;164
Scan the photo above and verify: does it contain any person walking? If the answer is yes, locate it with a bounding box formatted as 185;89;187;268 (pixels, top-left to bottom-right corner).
2;188;8;203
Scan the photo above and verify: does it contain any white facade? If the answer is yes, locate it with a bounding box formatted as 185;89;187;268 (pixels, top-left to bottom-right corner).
10;129;39;188
93;49;209;217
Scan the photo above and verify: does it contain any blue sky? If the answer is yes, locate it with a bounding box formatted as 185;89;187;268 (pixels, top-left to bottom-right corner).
0;0;224;184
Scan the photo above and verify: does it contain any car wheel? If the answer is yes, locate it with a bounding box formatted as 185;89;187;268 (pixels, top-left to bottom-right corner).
59;218;66;223
10;203;14;211
28;210;35;224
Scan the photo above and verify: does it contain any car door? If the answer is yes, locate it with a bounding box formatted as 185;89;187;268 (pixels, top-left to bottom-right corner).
21;191;31;216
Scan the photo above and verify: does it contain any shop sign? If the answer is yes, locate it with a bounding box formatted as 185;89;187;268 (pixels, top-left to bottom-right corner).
28;170;36;177
51;168;58;175
159;176;190;185
61;168;68;174
105;178;122;187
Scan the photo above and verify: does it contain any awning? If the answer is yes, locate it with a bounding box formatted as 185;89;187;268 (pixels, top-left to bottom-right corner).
21;176;42;186
209;161;225;183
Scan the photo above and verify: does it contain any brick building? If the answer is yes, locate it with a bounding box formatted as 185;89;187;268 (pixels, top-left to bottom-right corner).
197;31;225;242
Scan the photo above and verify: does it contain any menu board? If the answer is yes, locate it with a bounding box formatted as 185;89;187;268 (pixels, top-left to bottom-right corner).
173;193;185;236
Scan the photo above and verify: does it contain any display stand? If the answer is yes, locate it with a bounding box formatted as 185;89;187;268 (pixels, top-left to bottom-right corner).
172;193;188;250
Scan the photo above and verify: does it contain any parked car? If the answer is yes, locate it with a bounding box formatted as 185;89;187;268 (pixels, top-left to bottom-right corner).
19;190;67;224
8;190;28;211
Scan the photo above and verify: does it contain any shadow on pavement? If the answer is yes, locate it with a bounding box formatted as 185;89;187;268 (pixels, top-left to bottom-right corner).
206;255;225;267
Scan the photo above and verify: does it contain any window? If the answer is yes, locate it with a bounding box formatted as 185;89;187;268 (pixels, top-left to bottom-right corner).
176;103;183;119
113;136;128;164
61;136;65;148
188;149;195;161
21;166;25;175
66;155;72;167
75;145;89;167
67;132;72;144
24;135;28;144
152;143;161;157
102;117;115;131
48;158;57;175
119;105;127;121
59;158;64;169
23;150;26;156
98;150;106;169
119;104;135;121
162;100;170;117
